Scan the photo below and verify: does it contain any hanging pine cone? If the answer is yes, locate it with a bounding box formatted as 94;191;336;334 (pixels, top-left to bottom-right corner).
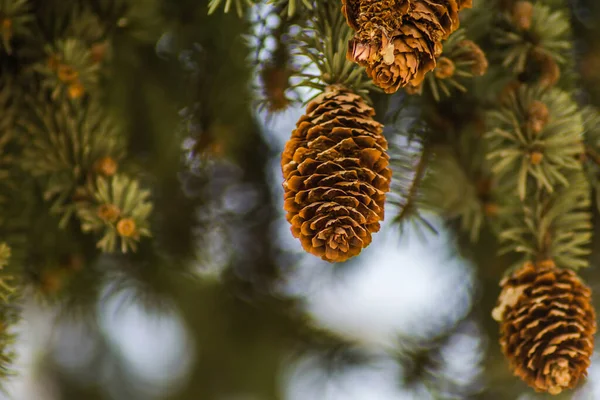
281;85;391;262
492;261;596;395
343;0;470;93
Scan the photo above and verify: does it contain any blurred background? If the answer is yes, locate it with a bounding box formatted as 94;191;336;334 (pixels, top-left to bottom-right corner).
4;0;600;399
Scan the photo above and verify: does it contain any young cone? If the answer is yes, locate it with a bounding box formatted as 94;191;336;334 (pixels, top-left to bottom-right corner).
492;262;596;395
282;84;391;262
343;0;471;93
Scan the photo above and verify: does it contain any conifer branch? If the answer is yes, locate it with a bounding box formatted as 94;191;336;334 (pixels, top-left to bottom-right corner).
0;243;20;385
414;29;489;101
208;0;257;17
34;38;100;101
485;86;584;200
421;146;489;242
18;97;126;228
290;0;377;100
267;0;313;18
251;3;302;115
0;0;33;54
585;146;600;167
394;146;429;223
494;3;571;75
77;175;152;253
390;135;434;235
498;171;592;269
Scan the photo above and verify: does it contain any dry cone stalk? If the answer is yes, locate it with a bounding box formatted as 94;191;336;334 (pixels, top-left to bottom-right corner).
343;0;472;93
492;262;596;395
281;85;391;262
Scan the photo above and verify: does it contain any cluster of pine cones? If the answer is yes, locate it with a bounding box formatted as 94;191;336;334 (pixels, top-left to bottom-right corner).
282;1;473;263
278;1;596;396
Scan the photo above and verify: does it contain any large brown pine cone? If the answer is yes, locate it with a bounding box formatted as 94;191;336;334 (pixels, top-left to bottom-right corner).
281;85;391;262
492;262;596;395
343;0;471;93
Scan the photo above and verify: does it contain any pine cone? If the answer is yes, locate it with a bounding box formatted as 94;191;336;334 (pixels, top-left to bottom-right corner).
343;0;468;93
281;85;391;262
492;262;596;395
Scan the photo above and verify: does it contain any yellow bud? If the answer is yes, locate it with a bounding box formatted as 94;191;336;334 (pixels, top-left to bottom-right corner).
57;64;79;83
530;151;544;165
117;218;137;237
97;204;121;223
95;156;118;177
434;57;456;79
68;81;85;99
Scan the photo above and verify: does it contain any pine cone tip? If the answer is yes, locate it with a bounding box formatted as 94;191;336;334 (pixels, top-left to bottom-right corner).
546;359;573;395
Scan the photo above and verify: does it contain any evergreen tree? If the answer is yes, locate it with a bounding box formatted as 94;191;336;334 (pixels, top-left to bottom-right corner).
0;0;600;398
